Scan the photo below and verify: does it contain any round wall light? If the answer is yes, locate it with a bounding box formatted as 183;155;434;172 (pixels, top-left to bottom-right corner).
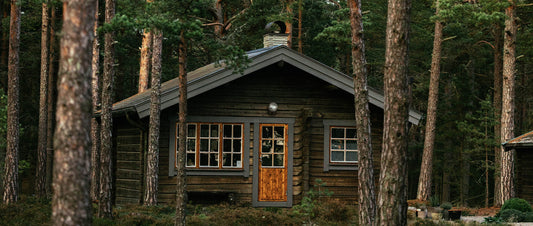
268;102;278;114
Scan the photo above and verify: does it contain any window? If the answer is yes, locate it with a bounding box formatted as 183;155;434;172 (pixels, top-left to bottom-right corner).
323;120;358;171
260;125;286;167
177;123;243;169
329;127;358;163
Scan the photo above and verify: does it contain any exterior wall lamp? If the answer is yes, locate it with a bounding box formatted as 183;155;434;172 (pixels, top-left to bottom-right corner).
268;102;278;114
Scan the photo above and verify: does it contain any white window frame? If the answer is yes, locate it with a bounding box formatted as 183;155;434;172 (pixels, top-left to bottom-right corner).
323;120;358;171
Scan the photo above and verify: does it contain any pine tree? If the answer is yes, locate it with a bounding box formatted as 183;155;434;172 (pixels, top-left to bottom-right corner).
348;0;376;224
145;29;162;206
500;0;517;204
99;0;116;218
417;0;443;202
3;0;21;205
377;0;411;224
90;0;101;202
35;0;50;198
52;0;96;224
175;31;188;226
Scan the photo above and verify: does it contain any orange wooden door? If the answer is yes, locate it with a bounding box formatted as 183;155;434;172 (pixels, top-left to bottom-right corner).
258;124;288;202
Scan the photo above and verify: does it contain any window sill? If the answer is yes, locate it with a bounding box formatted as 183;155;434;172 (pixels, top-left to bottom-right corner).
181;169;248;177
325;165;358;171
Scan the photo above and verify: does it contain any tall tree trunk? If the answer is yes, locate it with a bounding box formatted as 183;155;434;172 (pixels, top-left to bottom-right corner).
492;24;503;207
52;0;96;224
36;1;50;199
284;0;293;48
90;0;100;202
2;0;21;205
213;0;224;38
297;0;302;53
46;6;57;196
145;29;162;206
0;1;8;92
377;0;411;224
138;30;152;93
500;0;516;204
417;0;442;202
348;0;375;224
99;0;115;218
175;32;187;226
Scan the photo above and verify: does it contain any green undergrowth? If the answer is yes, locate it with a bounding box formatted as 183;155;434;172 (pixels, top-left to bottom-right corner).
1;196;357;225
0;196;52;226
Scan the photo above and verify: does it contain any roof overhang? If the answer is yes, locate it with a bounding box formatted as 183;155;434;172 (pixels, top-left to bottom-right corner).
112;45;422;125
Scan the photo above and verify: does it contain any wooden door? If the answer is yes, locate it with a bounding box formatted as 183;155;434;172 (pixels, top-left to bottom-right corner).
258;124;288;202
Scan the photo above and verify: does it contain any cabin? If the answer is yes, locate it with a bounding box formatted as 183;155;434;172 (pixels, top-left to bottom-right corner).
110;28;422;207
503;130;533;203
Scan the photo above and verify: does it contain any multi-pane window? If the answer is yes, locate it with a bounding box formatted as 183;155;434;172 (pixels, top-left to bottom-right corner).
261;125;286;167
177;123;243;169
223;124;242;167
329;127;358;163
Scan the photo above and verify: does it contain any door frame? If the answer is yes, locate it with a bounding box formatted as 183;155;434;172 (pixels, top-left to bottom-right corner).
252;117;294;207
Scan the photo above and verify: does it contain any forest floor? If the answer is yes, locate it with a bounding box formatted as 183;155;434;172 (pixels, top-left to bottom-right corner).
2;195;527;225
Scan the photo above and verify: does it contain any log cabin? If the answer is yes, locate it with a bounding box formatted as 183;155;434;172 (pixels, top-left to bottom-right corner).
110;27;422;207
503;130;533;203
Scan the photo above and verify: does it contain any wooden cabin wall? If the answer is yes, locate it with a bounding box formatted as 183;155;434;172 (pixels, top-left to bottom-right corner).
114;63;384;206
114;117;145;205
516;150;533;203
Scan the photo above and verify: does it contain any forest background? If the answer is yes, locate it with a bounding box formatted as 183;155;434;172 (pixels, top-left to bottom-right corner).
0;0;532;208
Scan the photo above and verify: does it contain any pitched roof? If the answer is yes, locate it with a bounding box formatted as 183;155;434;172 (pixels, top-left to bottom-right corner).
113;45;422;125
503;130;533;150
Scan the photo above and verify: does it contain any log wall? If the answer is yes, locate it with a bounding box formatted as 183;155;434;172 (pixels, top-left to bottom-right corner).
516;149;533;203
114;63;383;206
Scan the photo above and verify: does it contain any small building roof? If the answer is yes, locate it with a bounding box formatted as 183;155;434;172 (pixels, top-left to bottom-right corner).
112;45;422;125
503;130;533;150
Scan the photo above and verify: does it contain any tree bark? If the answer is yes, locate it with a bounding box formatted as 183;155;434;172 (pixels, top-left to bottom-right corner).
0;2;8;91
297;0;302;53
348;0;376;224
99;0;115;218
52;0;96;224
417;0;442;202
35;1;50;199
46;5;57;196
212;0;224;38
138;30;152;93
175;32;187;226
2;0;21;205
284;0;293;48
145;29;162;206
492;24;503;207
377;0;411;224
90;0;100;202
500;0;516;204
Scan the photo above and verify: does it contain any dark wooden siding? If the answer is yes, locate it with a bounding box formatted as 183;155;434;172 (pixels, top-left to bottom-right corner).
114;117;145;205
114;63;383;205
516;149;533;203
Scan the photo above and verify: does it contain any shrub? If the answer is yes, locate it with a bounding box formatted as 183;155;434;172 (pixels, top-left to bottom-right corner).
524;212;533;222
440;202;452;210
499;209;525;222
500;198;533;213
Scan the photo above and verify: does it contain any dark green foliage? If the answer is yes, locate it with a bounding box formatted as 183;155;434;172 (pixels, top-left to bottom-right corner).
440;202;452;210
500;198;533;213
484;216;504;224
291;179;355;225
0;196;52;226
523;212;533;222
0;88;6;194
498;209;525;222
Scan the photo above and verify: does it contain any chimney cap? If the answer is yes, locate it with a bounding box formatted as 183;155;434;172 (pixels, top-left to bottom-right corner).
265;21;287;34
